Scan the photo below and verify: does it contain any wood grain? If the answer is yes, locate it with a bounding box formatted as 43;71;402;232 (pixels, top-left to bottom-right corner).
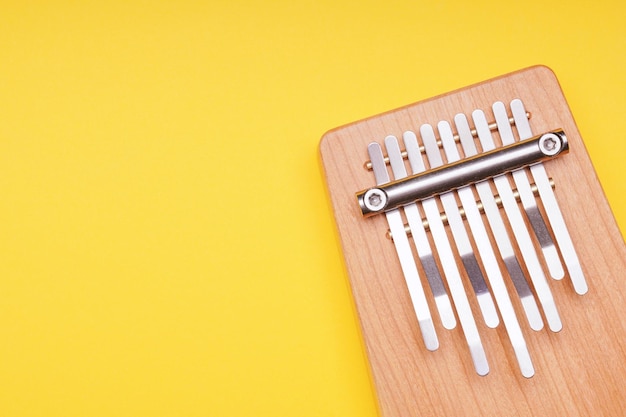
320;66;626;417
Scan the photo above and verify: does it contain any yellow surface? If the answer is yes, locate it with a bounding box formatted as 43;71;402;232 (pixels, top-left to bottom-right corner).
0;1;623;416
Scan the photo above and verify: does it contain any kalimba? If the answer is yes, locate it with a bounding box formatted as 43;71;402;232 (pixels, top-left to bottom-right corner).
320;66;626;416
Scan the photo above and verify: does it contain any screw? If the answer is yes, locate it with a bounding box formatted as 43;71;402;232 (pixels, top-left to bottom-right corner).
363;188;387;212
369;193;382;207
539;133;562;156
543;137;556;151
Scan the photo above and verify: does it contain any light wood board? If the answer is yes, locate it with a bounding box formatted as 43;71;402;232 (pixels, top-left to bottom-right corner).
319;66;626;417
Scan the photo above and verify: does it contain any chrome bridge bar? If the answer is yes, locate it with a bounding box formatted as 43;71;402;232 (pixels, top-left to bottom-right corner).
357;130;568;217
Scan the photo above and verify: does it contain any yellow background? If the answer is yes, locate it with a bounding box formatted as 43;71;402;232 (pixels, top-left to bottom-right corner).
0;1;624;416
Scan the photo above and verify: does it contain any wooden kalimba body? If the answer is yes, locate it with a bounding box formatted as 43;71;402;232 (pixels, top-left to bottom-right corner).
320;66;626;416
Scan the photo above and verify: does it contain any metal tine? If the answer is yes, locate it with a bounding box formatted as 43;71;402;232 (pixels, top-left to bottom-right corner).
427;121;499;329
450;113;535;377
363;113;530;171
386;134;456;330
385;179;556;238
368;142;439;351
492;102;565;280
456;113;544;332
474;109;562;332
510;99;588;295
407;125;489;376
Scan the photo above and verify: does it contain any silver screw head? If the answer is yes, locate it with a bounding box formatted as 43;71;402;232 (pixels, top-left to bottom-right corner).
363;188;388;212
539;133;562;156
